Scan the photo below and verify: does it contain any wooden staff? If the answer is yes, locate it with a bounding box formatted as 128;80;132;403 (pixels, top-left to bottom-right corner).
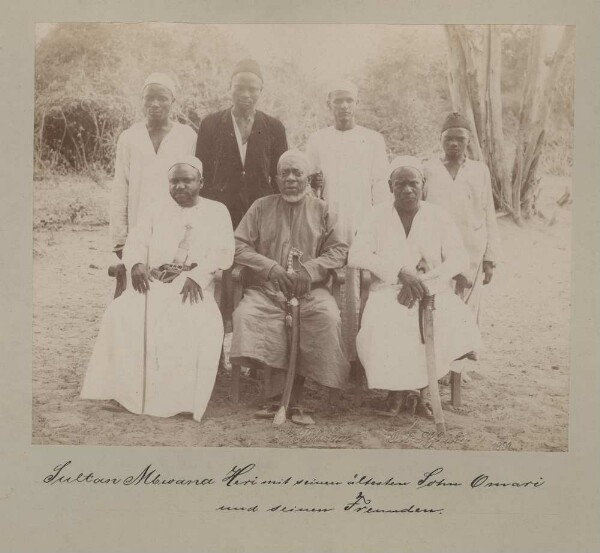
421;295;446;435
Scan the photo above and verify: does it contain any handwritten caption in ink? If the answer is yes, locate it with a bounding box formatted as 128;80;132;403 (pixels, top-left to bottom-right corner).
42;461;545;515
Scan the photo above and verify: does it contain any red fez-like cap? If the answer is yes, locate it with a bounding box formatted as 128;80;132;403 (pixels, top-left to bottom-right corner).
232;59;263;82
441;112;472;133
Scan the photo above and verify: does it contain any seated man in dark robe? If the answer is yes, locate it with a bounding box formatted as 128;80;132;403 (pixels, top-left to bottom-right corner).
230;150;350;425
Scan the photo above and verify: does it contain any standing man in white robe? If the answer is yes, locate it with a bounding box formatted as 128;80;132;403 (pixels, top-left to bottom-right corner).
349;156;480;416
423;112;501;332
110;73;197;259
305;80;389;386
82;156;235;421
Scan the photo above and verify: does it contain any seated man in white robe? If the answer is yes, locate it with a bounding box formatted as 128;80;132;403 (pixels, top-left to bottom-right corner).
81;156;235;421
348;156;481;416
230;150;350;425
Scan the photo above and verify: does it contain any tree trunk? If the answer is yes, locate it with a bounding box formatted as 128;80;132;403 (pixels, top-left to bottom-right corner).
511;26;575;220
484;26;512;212
445;25;483;160
454;26;488;153
446;25;511;213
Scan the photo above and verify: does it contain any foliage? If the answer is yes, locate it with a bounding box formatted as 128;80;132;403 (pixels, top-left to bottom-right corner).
357;27;451;159
34;24;574;180
499;25;574;177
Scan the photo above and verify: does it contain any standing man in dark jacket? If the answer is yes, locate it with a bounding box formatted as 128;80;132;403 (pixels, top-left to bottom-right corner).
195;59;288;229
196;58;288;333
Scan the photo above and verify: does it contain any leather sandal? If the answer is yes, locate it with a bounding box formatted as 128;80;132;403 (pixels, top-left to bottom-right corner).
253;404;279;419
290;407;315;426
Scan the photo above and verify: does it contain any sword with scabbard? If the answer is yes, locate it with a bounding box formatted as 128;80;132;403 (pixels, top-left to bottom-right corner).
417;259;446;435
273;247;302;426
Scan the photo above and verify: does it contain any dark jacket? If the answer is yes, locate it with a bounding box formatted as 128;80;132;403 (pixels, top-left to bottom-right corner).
195;108;288;228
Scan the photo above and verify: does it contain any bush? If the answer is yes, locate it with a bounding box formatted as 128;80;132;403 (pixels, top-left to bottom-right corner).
35;24;573;180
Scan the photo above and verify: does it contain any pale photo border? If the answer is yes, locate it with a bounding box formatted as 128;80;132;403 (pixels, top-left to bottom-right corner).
1;1;598;552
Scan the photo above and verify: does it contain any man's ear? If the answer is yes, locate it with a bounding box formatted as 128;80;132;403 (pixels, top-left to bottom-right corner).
388;179;393;193
307;174;313;187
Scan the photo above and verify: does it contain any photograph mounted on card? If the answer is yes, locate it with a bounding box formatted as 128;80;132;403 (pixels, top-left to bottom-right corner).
32;22;574;451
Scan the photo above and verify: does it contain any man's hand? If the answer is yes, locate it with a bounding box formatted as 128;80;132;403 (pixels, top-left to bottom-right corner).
397;286;417;309
483;260;494;285
397;268;429;307
454;273;473;296
180;277;204;305
131;263;153;294
289;267;312;298
268;264;294;296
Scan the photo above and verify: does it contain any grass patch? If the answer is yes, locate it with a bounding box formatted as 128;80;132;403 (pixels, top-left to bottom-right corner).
34;174;110;230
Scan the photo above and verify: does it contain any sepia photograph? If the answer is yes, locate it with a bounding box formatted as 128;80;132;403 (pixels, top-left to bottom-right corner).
32;22;574;451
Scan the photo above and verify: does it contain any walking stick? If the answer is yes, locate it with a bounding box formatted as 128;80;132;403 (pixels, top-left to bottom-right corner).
141;248;151;414
273;248;302;426
421;295;446;435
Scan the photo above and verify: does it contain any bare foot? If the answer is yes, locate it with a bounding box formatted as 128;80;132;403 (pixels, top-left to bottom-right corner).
415;388;434;419
402;390;420;414
439;374;451;386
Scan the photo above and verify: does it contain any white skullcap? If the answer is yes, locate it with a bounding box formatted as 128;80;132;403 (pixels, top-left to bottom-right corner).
142;72;177;98
168;155;203;176
326;79;358;98
278;149;312;173
388;156;424;179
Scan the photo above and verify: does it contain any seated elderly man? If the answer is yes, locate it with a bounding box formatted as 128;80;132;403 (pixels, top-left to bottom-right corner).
230;149;350;425
81;156;234;422
348;156;481;416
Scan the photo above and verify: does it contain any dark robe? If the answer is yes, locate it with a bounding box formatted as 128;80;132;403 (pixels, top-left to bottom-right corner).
230;194;350;390
195;109;288;228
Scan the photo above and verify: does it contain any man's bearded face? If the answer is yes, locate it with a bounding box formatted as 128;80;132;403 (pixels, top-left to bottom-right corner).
168;164;203;207
277;157;310;203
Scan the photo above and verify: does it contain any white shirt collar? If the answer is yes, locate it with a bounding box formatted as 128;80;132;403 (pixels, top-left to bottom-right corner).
231;110;248;166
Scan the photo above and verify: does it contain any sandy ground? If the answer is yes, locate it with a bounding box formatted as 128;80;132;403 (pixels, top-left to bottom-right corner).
32;176;571;450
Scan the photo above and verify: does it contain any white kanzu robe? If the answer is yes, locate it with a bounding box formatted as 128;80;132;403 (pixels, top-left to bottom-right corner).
110;121;197;249
81;198;234;420
306;125;390;360
423;158;501;324
348;200;481;391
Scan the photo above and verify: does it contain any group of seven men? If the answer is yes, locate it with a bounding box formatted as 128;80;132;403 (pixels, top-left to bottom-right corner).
81;59;499;426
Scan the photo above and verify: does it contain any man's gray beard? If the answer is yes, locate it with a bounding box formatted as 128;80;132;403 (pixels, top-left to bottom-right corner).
281;189;308;203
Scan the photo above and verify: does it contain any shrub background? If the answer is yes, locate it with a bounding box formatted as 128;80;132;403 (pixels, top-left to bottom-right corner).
34;24;574;181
